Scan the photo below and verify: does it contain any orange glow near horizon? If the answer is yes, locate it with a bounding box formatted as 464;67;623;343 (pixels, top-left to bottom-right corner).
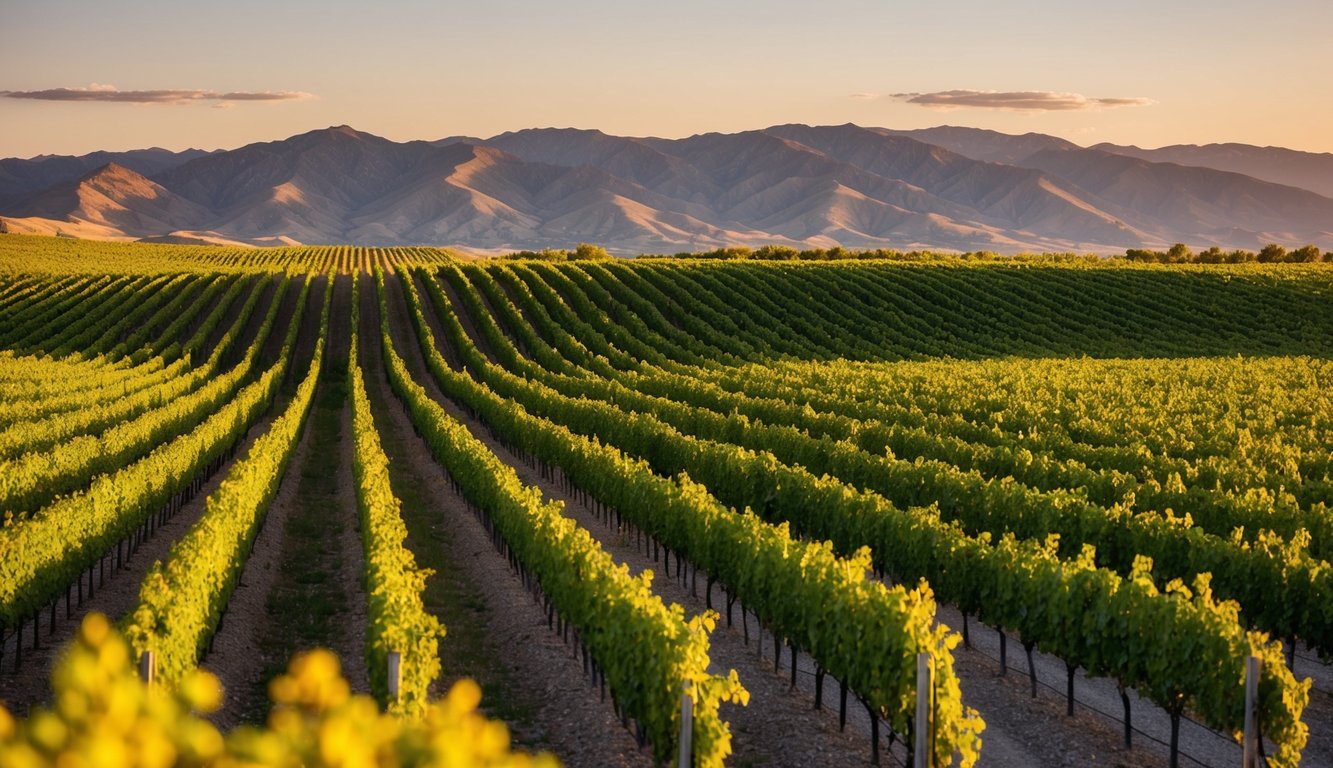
3;0;1332;158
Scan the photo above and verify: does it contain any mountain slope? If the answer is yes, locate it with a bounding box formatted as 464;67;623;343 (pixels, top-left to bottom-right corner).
1092;142;1333;199
873;126;1080;165
763;123;1144;246
1020;147;1333;248
11;163;212;236
0;147;213;210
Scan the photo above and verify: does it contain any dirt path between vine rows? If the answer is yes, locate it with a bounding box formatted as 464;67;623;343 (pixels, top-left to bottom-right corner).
205;275;370;730
359;274;647;767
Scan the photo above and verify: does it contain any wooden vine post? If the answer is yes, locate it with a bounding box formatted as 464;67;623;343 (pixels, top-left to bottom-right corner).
678;680;693;768
139;650;155;686
1243;655;1260;768
914;652;933;768
387;650;402;704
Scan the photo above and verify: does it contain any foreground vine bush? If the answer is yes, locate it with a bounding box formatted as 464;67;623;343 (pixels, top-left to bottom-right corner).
0;614;556;768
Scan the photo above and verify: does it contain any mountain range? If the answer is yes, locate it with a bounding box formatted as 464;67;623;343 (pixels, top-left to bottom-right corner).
2;124;1331;253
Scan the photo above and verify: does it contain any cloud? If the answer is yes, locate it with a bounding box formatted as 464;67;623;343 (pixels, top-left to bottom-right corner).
875;90;1152;111
0;85;313;105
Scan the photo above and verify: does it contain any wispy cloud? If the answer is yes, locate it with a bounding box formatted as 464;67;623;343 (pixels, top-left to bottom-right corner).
861;89;1153;111
0;84;313;105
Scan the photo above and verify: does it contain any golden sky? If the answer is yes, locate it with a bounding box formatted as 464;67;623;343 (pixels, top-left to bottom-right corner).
3;0;1331;157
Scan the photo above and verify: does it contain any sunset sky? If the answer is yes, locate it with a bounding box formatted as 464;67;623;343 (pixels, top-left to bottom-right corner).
3;0;1331;158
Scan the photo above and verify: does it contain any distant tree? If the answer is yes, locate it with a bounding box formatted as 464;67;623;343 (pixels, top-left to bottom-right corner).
1196;246;1224;263
1288;244;1322;263
500;248;574;260
866;248;907;260
573;242;611;260
751;244;800;260
1166;243;1192;262
1125;248;1159;262
723;246;752;259
1258;243;1288;263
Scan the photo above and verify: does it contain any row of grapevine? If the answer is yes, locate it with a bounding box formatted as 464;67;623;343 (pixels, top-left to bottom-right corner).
534;355;1333;657
0;277;308;632
0;235;458;275
375;270;749;767
346;275;444;717
418;266;1313;765
0;273;250;409
0;275;273;460
0;275;126;352
0;244;1327;767
0;353;178;427
485;261;1332;652
394;268;984;766
112;273;220;362
567;263;1333;561
42;275;164;359
689;357;1329;512
1;613;555;767
65;274;194;360
0;276;283;514
123;274;331;685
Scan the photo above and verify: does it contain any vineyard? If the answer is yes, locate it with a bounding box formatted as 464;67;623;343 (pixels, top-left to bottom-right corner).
0;234;1329;767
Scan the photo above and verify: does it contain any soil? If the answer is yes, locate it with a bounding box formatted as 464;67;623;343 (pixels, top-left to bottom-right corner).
205;274;371;730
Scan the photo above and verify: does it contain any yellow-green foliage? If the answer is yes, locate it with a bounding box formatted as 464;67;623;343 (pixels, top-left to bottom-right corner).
347;275;444;717
0;613;556;768
0;234;457;275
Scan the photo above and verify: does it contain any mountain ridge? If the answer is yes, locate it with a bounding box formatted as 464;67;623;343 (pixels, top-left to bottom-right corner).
2;124;1330;253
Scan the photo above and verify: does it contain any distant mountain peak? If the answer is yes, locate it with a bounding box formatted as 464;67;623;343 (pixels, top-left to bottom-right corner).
76;162;158;194
318;124;376;140
502;126;609;137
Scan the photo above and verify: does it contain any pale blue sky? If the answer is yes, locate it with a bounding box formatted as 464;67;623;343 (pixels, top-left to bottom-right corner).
3;0;1330;157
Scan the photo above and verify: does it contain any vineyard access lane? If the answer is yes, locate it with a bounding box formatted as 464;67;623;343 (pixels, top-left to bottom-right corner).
205;274;371;729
